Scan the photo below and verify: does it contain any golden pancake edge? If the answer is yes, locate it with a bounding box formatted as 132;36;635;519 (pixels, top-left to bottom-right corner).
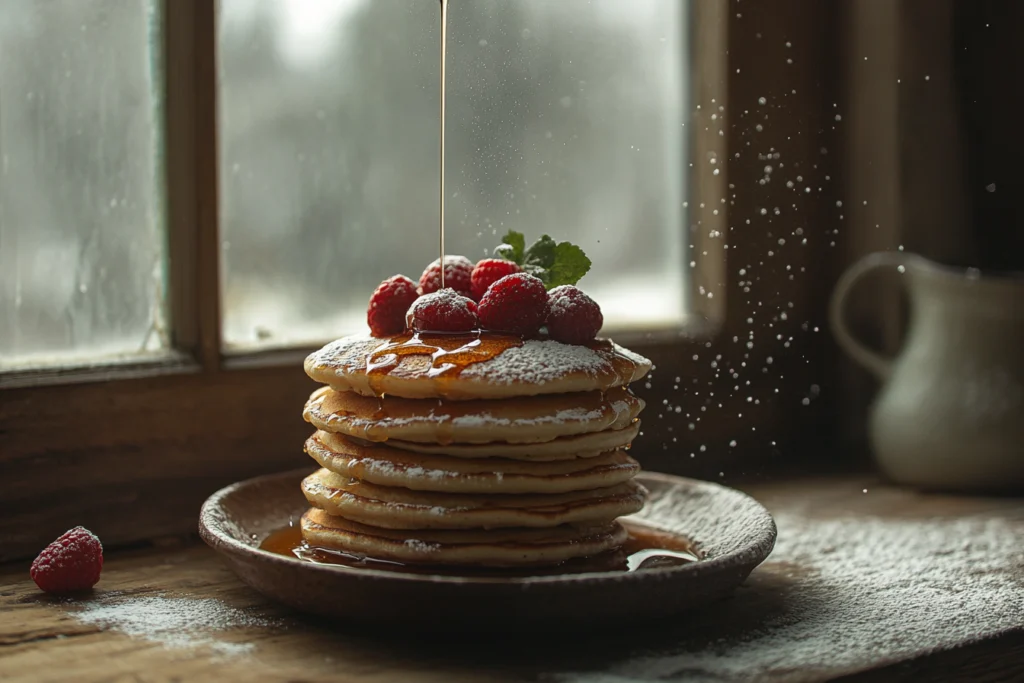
302;509;629;567
293;330;654;567
306;431;641;493
303;385;644;445
304;333;652;400
302;468;648;530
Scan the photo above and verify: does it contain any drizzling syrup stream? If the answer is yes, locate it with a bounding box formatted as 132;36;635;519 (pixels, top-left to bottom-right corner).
438;0;448;288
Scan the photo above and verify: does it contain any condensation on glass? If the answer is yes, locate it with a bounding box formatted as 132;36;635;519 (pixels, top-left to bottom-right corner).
219;0;689;351
0;1;167;370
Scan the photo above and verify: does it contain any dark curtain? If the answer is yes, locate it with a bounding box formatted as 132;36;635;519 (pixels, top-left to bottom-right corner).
953;1;1024;270
836;0;1024;452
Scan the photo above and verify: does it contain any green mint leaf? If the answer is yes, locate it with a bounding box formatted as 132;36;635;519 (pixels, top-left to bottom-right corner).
491;232;592;289
545;241;592;288
524;234;558;269
494;230;526;264
521;234;591;289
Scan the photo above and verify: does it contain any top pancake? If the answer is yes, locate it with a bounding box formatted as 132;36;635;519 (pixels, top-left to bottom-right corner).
304;332;652;400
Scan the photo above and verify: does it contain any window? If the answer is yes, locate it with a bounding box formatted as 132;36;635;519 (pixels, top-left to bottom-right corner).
0;0;166;370
219;0;689;351
2;0;839;560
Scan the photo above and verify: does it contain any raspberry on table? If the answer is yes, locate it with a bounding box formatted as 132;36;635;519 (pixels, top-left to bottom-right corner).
470;258;521;301
545;285;603;344
406;288;479;333
419;255;474;298
477;272;548;336
367;274;419;337
30;526;104;594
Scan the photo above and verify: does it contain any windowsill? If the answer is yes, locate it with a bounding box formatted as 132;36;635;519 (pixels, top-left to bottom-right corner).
0;350;200;391
221;315;722;371
1;316;720;388
3;474;1021;682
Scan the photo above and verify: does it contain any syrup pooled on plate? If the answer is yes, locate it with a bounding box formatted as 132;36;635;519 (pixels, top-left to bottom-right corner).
259;522;700;578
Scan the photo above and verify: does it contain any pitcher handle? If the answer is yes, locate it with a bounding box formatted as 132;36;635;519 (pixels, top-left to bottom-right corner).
828;251;906;380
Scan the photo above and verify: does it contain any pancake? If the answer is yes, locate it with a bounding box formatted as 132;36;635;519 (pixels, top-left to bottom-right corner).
301;468;648;529
304;333;652;400
303;386;643;445
302;509;628;566
386;422;641;460
306;431;641;494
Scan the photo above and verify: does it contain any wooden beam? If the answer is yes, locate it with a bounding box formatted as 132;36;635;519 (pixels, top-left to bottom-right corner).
165;0;222;370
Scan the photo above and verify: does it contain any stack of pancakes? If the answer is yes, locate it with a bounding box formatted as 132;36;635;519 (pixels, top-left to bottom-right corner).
299;333;653;566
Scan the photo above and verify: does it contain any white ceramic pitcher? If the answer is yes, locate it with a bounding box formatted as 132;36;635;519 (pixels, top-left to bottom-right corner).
830;252;1024;492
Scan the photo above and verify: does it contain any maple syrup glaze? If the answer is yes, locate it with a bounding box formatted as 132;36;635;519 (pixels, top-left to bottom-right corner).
588;339;640;391
366;331;524;380
259;522;699;577
363;333;638;392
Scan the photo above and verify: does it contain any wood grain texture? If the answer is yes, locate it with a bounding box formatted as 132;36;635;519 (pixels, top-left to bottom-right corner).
1;478;1022;683
0;366;315;563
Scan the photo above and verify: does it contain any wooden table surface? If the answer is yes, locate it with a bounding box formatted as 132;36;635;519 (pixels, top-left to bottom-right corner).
2;477;1023;683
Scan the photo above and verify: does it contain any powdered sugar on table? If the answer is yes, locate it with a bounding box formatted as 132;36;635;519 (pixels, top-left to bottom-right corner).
71;594;283;657
553;507;1024;682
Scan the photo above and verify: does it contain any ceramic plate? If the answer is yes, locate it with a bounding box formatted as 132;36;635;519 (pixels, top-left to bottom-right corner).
199;469;776;630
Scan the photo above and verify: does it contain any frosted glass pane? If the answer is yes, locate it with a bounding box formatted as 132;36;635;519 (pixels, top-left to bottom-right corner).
0;1;166;370
220;0;688;350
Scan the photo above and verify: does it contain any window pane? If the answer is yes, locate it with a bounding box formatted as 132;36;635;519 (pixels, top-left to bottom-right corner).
0;1;166;370
220;0;688;351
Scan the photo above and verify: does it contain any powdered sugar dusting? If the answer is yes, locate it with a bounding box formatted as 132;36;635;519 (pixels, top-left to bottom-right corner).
331;407;609;433
449;406;606;429
546;286;579;318
461;340;617;385
610;400;630;415
362;458;453;481
403;538;442;553
406;288;477;328
306;334;376;371
71;594;283;657
320;483;470;514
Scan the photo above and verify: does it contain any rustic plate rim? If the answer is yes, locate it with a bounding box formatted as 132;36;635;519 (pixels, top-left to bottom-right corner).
199;468;776;587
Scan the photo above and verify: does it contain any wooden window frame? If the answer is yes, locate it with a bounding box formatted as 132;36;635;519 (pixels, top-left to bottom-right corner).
0;0;842;561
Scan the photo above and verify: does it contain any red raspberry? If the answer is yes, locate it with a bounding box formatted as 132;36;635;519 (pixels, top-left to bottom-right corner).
546;285;603;344
406;288;479;332
419;255;474;298
30;526;103;594
477;272;548;335
367;275;419;337
470;259;522;301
